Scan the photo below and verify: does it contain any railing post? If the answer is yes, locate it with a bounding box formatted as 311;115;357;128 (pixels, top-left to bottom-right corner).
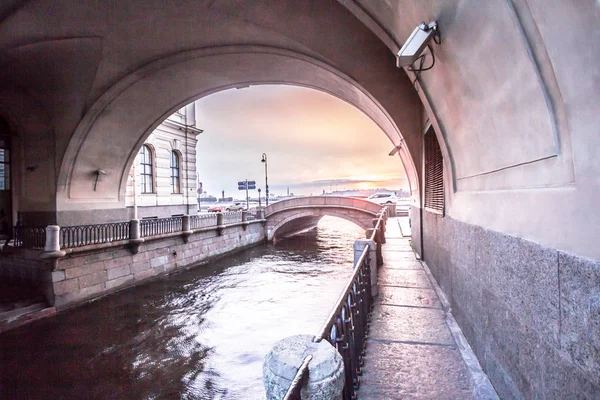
354;238;378;298
256;208;265;220
181;215;193;243
40;225;66;260
241;210;248;230
129;219;144;254
367;227;383;267
263;335;344;400
216;212;224;236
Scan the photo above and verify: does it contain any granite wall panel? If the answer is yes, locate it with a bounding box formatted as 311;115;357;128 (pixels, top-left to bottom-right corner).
421;210;599;398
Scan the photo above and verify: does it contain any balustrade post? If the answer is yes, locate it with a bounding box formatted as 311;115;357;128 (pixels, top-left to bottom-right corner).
181;215;193;243
366;228;383;267
354;238;378;298
40;225;66;259
129;219;144;254
216;212;224;236
263;335;344;400
256;208;265;220
241;210;248;230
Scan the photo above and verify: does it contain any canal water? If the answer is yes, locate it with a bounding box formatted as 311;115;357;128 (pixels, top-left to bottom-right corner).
0;217;364;399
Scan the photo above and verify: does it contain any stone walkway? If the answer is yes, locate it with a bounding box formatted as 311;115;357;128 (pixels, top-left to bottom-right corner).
358;217;495;399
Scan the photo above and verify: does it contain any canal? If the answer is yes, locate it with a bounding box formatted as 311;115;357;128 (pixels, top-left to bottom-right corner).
0;217;364;399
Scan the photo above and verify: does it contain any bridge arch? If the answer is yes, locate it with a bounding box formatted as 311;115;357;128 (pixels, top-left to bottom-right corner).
265;196;382;241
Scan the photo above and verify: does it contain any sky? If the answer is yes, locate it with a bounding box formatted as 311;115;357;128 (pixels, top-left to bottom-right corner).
195;85;408;198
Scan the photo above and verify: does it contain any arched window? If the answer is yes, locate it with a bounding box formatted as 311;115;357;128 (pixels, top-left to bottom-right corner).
170;151;181;194
139;145;154;193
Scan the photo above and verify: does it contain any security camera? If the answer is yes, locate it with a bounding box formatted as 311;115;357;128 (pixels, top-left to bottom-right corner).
396;21;439;67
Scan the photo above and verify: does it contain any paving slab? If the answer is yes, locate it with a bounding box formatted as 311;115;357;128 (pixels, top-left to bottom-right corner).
379;285;441;309
360;341;473;400
369;304;454;345
378;268;432;288
380;261;423;270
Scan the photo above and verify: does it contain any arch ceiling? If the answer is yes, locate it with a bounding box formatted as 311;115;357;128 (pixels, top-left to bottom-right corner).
0;0;424;217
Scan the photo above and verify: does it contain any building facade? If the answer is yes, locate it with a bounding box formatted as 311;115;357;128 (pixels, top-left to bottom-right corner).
125;104;202;219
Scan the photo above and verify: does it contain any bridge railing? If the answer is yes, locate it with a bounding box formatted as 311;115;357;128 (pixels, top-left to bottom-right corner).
282;208;386;400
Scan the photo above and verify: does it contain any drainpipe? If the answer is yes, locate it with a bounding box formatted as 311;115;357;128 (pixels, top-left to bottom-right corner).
184;103;196;216
132;157;138;220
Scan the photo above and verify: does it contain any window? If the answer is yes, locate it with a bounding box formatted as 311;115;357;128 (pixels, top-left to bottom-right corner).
170;151;181;194
424;127;444;214
0;137;10;191
140;145;154;193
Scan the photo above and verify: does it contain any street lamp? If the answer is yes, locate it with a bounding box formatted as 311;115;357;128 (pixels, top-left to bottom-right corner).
261;153;269;207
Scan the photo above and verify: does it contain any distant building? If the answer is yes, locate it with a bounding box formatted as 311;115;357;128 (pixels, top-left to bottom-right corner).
125;104;202;219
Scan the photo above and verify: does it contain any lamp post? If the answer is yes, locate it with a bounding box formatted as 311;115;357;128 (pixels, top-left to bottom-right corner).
261;153;269;207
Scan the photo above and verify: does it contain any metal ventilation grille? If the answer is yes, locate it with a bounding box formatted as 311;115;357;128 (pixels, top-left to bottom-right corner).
424;128;444;214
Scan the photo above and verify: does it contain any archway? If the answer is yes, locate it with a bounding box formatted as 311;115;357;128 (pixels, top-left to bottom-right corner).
56;47;420;224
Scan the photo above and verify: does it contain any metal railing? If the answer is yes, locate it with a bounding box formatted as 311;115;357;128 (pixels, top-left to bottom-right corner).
140;216;183;237
13;226;46;249
189;214;218;230
60;221;131;249
284;209;385;399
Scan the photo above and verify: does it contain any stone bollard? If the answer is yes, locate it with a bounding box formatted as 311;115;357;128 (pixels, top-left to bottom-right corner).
366;228;383;267
129;219;144;254
354;238;378;297
44;225;60;252
181;215;193;242
263;335;344;399
241;210;248;230
216;212;224;236
40;225;66;259
256;208;265;220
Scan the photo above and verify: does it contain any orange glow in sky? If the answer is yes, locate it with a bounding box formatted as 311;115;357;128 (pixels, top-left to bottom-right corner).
195;85;408;197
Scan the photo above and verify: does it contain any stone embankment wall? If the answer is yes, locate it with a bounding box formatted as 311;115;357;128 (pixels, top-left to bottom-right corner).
417;208;599;398
50;221;265;308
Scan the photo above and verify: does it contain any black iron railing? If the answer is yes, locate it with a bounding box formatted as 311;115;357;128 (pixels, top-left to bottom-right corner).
189;214;218;230
284;209;385;399
60;222;131;249
140;217;183;237
140;216;183;237
13;226;46;249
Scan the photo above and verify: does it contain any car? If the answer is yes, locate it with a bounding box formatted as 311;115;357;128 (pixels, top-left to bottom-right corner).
208;205;223;213
226;202;247;212
367;193;398;205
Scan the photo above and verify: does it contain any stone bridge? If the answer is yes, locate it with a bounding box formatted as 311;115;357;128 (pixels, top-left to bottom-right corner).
264;196;382;241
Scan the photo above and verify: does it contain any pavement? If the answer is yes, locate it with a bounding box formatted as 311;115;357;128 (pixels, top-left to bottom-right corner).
358;217;498;399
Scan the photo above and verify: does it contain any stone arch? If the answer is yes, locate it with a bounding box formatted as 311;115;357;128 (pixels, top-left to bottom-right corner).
267;208;376;241
56;46;419;219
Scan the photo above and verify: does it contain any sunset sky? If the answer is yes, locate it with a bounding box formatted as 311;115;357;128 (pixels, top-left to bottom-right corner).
195;85;408;198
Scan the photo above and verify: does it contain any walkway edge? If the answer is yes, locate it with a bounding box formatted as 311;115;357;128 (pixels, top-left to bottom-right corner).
420;260;500;400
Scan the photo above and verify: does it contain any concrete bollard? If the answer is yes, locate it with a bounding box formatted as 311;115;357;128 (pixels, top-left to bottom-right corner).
263;334;344;400
354;239;378;297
